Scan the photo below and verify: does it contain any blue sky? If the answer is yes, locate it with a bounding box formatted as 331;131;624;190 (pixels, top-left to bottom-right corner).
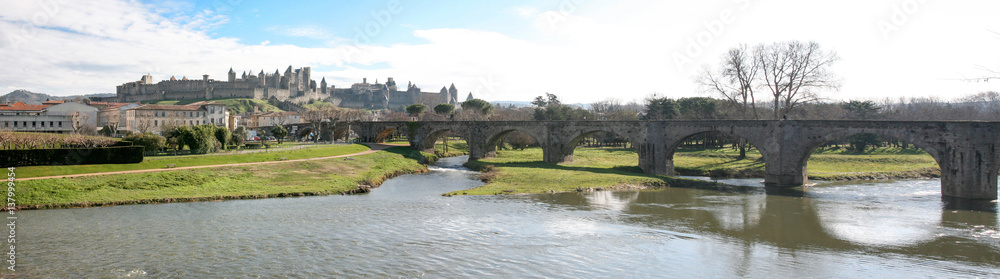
1;0;999;103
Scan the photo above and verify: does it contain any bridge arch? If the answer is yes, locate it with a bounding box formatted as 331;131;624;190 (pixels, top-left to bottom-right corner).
659;128;771;176
790;128;948;186
411;127;469;154
478;128;546;160
552;129;639;165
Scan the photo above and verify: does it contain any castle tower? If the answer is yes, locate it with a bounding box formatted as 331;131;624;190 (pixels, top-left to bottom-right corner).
303;67;312;91
283;66;293;90
228;68;235;82
320;77;327;94
258;70;266;87
440;86;448;104
241;71;247;80
273;69;281;88
449;83;458;104
466;92;474;101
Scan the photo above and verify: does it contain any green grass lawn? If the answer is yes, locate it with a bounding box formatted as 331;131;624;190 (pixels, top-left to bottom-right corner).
15;144;370;178
450;145;941;196
434;138;468;157
452;147;711;196
17;147;432;209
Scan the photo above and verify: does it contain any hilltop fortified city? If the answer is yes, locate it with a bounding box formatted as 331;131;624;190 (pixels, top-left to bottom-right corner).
112;65;469;110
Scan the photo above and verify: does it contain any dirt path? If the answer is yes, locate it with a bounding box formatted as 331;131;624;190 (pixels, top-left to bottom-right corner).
20;143;399;181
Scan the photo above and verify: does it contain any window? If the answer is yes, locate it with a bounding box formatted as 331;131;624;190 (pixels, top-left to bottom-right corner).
40;121;44;127
58;121;62;127
49;121;53;127
154;120;158;126
32;121;36;127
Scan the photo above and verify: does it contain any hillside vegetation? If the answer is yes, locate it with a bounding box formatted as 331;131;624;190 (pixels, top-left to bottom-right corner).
143;98;282;114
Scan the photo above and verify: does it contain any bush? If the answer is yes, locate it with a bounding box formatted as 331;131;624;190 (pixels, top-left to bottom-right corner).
231;126;247;147
123;132;166;155
169;125;221;154
214;126;231;150
271;125;287;144
0;146;144;167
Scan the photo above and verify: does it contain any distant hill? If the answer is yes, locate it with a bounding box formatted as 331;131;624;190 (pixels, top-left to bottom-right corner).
0;90;115;105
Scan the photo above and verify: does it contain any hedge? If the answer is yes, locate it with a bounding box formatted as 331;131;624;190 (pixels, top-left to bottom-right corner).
1;146;145;167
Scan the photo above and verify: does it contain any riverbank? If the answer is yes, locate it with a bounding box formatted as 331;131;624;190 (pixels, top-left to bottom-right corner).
448;146;940;195
12;146;435;210
450;148;720;196
15;143;372;179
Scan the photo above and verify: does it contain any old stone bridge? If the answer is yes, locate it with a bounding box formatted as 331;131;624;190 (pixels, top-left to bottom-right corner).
353;120;1000;200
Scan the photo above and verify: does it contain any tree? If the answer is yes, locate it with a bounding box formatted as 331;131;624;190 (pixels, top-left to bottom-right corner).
231;126;248;147
214;126;231;149
699;44;760;120
531;96;548;107
68;111;91;134
461;99;493;115
433;103;455;115
405;104;427;117
271;125;288;144
677;97;718;119
643;97;678;120
181;125;220;154
756;41;840;119
842;100;882;120
124;132;166;155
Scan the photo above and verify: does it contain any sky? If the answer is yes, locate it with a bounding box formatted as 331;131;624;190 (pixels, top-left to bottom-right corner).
1;0;999;104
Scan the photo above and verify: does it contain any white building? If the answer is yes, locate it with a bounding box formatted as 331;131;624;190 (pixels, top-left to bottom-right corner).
124;102;229;134
0;101;99;133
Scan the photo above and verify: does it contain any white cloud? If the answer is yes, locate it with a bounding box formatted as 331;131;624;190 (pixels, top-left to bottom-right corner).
267;25;334;40
1;0;998;104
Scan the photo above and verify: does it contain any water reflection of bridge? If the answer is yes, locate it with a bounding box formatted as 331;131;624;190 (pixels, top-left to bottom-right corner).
525;187;998;271
355;120;1000;200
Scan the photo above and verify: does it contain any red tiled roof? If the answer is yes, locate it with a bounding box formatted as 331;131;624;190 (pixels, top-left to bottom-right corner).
0;102;51;111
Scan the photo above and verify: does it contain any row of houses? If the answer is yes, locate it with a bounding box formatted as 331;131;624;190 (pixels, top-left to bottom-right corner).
0;100;303;135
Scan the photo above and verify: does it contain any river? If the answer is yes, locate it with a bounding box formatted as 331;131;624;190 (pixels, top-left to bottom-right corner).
9;156;1000;278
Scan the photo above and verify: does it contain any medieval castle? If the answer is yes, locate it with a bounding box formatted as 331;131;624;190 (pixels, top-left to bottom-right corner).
114;66;471;110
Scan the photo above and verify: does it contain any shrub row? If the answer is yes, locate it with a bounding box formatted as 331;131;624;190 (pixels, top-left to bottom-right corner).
1;146;144;167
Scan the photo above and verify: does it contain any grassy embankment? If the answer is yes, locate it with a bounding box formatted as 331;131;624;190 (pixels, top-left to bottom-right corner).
15;144;371;178
382;138;469;157
15;146;435;209
447;144;939;196
143;98;282;114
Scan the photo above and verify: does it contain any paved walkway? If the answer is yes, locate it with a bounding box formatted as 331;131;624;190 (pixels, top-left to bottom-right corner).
20;143;402;181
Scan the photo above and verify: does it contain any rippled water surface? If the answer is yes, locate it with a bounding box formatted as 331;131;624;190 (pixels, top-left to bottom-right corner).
10;156;1000;278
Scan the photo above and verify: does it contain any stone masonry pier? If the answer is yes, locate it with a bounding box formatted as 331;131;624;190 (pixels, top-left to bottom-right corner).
354;120;1000;200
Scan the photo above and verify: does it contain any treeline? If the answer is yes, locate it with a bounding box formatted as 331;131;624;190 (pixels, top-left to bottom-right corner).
122;125;250;156
398;89;1000;153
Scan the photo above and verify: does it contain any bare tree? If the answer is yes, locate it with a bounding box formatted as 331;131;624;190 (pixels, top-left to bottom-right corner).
756;41;840;119
69;112;91;134
700;44;760;120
